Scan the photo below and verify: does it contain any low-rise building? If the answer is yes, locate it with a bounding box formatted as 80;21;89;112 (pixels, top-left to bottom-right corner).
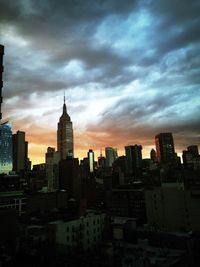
47;211;107;251
0;191;26;216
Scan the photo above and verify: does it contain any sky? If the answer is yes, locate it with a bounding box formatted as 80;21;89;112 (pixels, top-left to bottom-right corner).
0;0;200;165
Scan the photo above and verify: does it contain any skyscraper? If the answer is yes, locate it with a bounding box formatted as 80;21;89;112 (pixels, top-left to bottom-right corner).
150;148;157;163
88;149;94;172
125;145;142;178
12;130;28;173
45;147;60;191
57;97;73;160
155;133;175;164
0;122;13;174
59;158;81;200
105;147;118;167
187;145;199;157
0;44;4;121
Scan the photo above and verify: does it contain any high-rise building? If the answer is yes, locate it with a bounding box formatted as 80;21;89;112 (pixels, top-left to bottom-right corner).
12;131;29;173
182;145;199;169
88;149;94;173
155;133;175;164
125;145;142;178
0;44;4;121
150;148;157;162
187;145;199;157
57;97;73;160
105;147;118;167
0;122;13;174
59;158;81;200
45;147;60;191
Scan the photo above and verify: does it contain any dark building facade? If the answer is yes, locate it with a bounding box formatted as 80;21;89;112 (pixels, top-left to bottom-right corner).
12;131;28;173
59;158;81;200
182;145;199;169
107;185;146;225
125;145;142;178
0;44;4;121
187;145;199;157
155;132;175;164
57;97;73;160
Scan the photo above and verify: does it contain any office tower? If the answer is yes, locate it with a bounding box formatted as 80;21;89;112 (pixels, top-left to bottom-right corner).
59;158;81;200
98;154;106;168
0;44;4;121
45;147;60;191
57;97;73;160
125;145;142;178
150;148;157;162
187;145;199;157
0;122;13;174
88;149;94;172
155;133;175;164
105;147;118;167
182;145;199;169
12;131;28;173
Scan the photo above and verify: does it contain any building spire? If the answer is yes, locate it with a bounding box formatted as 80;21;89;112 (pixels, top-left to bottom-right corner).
63;92;67;115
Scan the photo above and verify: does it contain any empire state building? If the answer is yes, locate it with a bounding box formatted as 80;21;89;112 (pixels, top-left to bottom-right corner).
57;97;74;159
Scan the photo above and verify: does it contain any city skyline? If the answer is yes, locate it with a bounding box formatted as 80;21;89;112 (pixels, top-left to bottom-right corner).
0;0;200;164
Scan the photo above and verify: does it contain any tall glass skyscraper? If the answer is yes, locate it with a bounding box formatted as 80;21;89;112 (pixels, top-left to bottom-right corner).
0;122;13;174
57;97;74;160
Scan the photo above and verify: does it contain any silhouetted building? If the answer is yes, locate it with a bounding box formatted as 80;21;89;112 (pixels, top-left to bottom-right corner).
31;163;46;190
59;158;81;200
188;145;199;156
183;145;199;169
88;149;94;172
105;147;118;167
0;122;13;174
125;145;142;178
12;130;29;173
112;156;126;186
45;147;60;191
150;148;157;162
98;154;106;168
57;96;73;160
0;44;4;121
155;132;175;164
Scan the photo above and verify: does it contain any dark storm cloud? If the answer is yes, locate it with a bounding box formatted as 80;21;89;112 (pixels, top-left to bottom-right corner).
145;0;200;56
1;0;199;95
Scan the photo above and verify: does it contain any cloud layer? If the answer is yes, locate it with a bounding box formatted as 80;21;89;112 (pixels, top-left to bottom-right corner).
1;0;200;163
